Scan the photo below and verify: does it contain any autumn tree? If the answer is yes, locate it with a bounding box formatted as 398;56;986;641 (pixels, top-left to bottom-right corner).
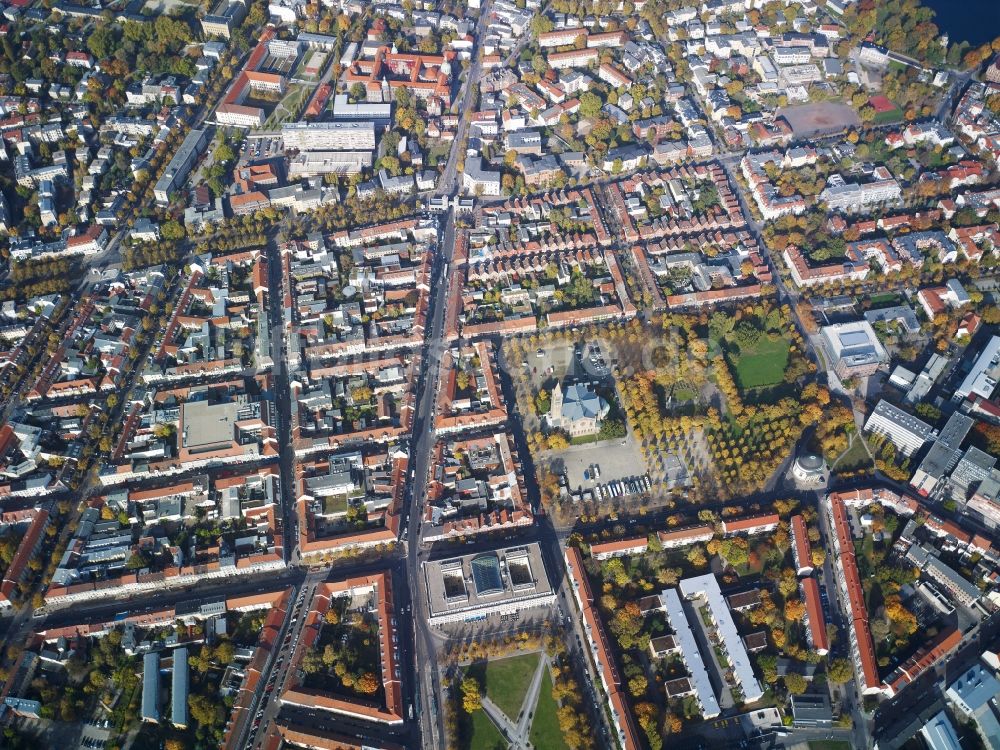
827;658;854;684
460;676;482;713
783;673;807;695
627;674;647;698
784;598;806;621
356;672;379;694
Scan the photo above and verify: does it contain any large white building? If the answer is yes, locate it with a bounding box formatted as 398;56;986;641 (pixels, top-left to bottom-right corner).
820;169;902;213
659;587;721;718
422;543;556;625
820;320;890;379
864;399;935;457
953;336;1000;402
462;158;502;196
288;151;373;177
281;121;377;152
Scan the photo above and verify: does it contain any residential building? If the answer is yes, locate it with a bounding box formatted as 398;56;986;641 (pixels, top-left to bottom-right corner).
800;576;829;655
791;514;813;575
171;648;189;728
678;574;764;703
564;547;642;750
142;652;160;722
659;587;721;718
591;536;648;560
721;514;779;537
154;128;209;205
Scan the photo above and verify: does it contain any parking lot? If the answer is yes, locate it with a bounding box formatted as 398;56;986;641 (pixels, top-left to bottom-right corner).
548;432;646;495
241;136;284;164
526;338;614;393
78;721;111;750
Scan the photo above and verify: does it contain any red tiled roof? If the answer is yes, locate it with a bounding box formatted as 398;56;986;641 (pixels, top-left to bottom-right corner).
800;576;829;653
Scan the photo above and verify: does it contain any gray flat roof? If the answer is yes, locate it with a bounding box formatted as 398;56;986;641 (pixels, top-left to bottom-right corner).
423;543;554;621
660;588;720;717
181;400;238;450
679;574;764;703
141;651;160;722
171;647;189;727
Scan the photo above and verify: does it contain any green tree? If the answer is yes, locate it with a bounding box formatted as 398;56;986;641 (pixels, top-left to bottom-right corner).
579;92;603;119
783;673;807;695
827;658;853;684
161;221;185;240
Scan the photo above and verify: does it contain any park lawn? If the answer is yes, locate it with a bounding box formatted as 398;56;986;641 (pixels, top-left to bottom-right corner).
868;292;901;307
834;436;873;471
484;652;540;720
468;709;507;750
809;742;851;750
529;669;569;750
728;335;790;390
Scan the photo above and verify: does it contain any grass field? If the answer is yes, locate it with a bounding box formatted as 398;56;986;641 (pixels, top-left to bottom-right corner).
872;107;903;125
484;653;540;720
468;709;507;750
322;494;349;514
868;292;901;307
728;335;790;390
529;669;569;750
833;435;873;471
809;741;851;750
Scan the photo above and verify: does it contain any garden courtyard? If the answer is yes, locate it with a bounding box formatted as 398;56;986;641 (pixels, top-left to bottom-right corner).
459;651;570;750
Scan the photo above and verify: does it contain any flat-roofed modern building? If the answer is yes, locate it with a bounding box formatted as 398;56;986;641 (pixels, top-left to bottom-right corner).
423;543;556;625
288;151;373;177
945;662;1000;747
678;574;764;703
921;710;963;750
659;587;721;718
911;412;975;496
171;647;189;728
331;94;392;126
790;693;833;727
281;121;376;152
864;399;935;457
141;651;160;723
821;320;889;378
953;335;1000;402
